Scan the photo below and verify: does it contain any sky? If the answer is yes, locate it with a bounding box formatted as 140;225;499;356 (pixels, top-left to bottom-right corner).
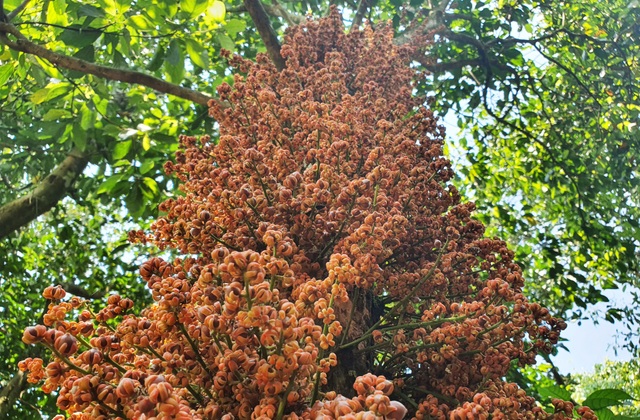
552;288;635;375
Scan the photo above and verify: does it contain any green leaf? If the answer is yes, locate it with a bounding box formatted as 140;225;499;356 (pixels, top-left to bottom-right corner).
185;39;209;69
208;0;225;22
96;174;122;194
73;45;95;63
140;160;155;174
125;183;144;216
79;104;94;130
42;109;72;121
141;177;159;199
77;4;106;17
46;84;71;102
583;389;634;410
129;14;153;30
59;28;101;48
594;408;615;420
165;39;185;82
217;34;234;52
30;88;51;104
180;0;196;14
146;45;166;72
141;134;151;151
538;385;572;402
224;19;246;37
113;140;133;160
71;123;87;152
0;63;14;86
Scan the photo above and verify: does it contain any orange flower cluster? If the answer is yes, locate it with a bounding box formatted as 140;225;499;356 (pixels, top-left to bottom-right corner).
21;10;594;419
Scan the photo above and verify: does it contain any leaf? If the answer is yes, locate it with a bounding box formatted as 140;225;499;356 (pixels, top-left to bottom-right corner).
583;389;634;410
165;39;185;82
147;45;166;72
59;28;101;48
73;45;95;63
129;14;153;30
224;19;246;37
208;0;225;22
71;123;87;152
140;160;155;174
42;109;72;121
96;174;123;194
77;4;106;17
185;39;209;69
141;177;159;199
113;140;133;160
141;134;151;151
46;84;72;102
593;409;615;420
125;183;144;216
30;88;51;104
180;0;196;14
538;385;572;402
0;63;14;86
79;104;94;130
217;34;235;52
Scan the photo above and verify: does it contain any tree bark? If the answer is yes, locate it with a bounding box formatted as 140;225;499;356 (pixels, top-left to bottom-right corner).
0;149;88;240
243;0;286;71
0;371;27;418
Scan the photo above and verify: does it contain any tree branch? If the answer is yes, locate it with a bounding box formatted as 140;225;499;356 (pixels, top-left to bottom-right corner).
351;0;369;29
6;0;30;21
243;0;285;71
416;57;485;73
0;148;89;240
265;1;304;26
0;22;215;106
62;283;107;299
229;3;304;26
0;371;28;418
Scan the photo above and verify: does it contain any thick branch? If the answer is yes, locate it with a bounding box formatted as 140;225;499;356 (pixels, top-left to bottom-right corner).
0;22;214;106
0;149;88;240
243;0;285;71
417;57;484;73
229;3;304;26
62;283;107;299
0;371;27;418
394;0;454;46
352;0;369;29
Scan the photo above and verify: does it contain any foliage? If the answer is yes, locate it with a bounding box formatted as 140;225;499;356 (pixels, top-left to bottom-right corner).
0;199;152;417
19;13;597;419
425;0;640;335
573;359;640;417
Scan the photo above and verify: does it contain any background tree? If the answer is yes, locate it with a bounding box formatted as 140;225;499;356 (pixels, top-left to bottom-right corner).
0;0;638;416
572;358;640;417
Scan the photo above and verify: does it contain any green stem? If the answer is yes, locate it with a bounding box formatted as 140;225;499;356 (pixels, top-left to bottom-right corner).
177;323;214;378
275;367;301;420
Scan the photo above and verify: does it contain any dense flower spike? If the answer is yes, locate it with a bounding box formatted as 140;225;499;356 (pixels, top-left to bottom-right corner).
21;10;594;419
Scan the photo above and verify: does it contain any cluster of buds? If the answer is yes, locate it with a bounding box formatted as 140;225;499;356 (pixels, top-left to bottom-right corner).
21;9;591;419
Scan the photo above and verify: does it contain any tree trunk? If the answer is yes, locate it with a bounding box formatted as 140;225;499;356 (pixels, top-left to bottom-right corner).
0;371;28;418
0;148;89;240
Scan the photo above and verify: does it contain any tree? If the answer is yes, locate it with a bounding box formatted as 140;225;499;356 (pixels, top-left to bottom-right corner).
572;359;640;417
19;13;599;418
1;0;638;416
